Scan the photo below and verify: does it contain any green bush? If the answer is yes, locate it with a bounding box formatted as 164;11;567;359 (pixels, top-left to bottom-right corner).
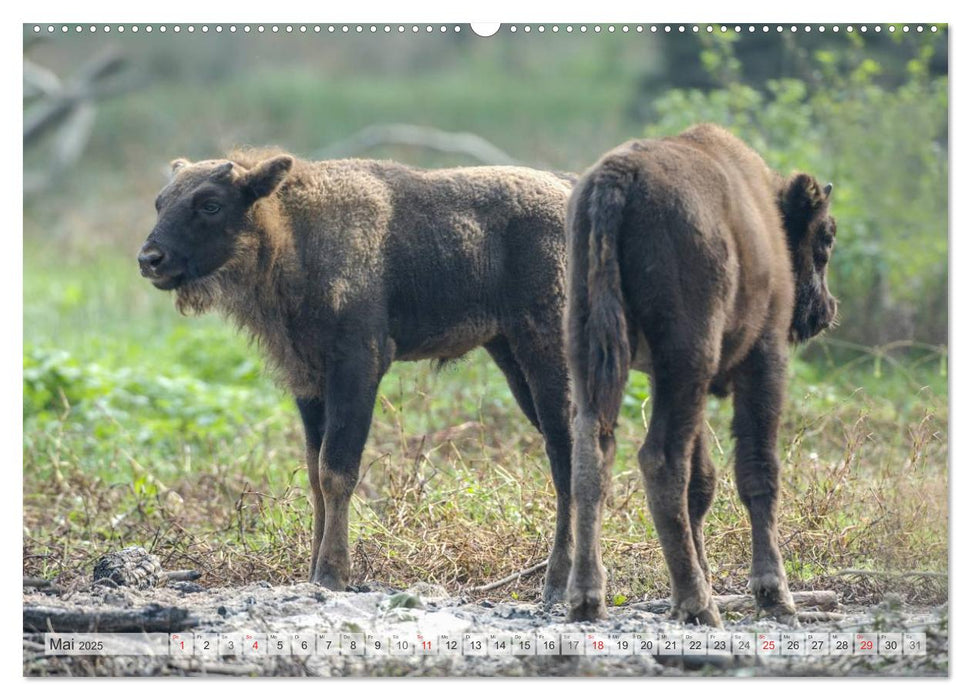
23;344;288;456
644;47;947;347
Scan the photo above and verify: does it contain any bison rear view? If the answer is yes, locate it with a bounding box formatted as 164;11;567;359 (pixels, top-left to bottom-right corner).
138;151;576;603
565;124;838;625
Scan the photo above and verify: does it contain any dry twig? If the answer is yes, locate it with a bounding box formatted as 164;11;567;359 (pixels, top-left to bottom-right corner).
467;559;549;593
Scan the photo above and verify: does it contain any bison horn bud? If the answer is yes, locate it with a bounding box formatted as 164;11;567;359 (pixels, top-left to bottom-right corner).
824;182;833;198
170;158;191;175
210;161;235;182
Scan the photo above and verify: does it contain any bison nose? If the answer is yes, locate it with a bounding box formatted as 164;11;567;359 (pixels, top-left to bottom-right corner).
138;246;166;275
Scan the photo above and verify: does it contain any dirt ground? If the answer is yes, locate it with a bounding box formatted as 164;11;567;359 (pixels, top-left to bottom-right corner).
23;579;948;677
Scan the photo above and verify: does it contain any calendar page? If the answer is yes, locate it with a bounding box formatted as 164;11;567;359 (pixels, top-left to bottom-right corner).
21;11;949;680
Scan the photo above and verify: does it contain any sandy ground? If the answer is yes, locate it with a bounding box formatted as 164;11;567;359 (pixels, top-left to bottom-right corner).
23;581;948;677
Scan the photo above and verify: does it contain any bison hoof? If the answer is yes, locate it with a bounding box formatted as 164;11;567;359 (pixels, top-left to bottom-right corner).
542;550;572;606
750;573;796;621
542;581;568;606
672;598;723;628
312;568;348;591
568;590;607;621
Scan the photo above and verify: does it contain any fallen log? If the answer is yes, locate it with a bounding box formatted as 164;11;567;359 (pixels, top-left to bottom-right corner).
23;603;198;633
634;590;839;614
23;577;52;589
796;611;846;623
25;568;200;591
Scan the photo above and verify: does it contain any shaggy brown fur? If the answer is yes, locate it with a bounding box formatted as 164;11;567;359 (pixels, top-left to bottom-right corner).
138;149;576;602
565;124;838;624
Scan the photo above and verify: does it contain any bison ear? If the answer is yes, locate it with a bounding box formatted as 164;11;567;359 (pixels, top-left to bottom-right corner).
239;155;294;201
170;158;191;175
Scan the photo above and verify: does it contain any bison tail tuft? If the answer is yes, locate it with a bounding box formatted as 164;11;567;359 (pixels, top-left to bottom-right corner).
581;163;633;432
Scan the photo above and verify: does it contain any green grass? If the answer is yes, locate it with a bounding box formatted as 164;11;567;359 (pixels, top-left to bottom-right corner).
23;243;948;603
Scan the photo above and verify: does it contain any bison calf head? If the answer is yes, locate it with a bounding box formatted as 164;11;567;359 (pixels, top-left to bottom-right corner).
138;154;293;313
780;174;838;343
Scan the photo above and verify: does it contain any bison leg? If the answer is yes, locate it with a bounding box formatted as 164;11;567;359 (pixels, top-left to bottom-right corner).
525;367;574;605
297;397;327;580
567;408;613;620
496;332;575;605
731;334;796;621
688;429;717;585
485;337;541;431
638;358;721;628
312;352;383;591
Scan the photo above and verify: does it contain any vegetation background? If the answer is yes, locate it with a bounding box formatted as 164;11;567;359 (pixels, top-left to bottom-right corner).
23;24;948;607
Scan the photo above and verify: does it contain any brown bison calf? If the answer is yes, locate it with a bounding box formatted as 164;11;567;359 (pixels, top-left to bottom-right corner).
565;124;838;624
138;150;575;602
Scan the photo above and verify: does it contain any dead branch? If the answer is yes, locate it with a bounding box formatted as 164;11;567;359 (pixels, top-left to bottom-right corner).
833;568;947;580
23;58;62;102
23;604;198;633
315;123;521;165
169;660;263;676
23;48;126;145
467;559;549;593
634;590;840;614
164;569;202;583
23;576;52;589
24;47;136;195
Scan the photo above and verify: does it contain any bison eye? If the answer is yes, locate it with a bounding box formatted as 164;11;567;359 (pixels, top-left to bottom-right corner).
200;201;222;215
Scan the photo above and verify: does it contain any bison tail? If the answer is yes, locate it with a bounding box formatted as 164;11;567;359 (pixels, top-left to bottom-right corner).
578;162;633;433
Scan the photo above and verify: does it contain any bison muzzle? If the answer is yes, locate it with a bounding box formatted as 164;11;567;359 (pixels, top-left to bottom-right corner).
565;124;838;625
139;150;576;602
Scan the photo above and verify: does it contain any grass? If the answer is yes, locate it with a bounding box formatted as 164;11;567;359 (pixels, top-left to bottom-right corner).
22;242;948;606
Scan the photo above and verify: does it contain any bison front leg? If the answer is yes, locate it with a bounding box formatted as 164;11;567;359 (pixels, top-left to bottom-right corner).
731;335;797;622
312;353;383;591
297;397;326;580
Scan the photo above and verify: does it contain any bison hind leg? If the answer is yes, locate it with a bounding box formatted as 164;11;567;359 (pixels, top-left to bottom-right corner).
565;410;614;622
637;331;724;628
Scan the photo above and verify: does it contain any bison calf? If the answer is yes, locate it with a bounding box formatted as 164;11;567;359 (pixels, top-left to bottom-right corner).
565;124;838;624
138;150;575;602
